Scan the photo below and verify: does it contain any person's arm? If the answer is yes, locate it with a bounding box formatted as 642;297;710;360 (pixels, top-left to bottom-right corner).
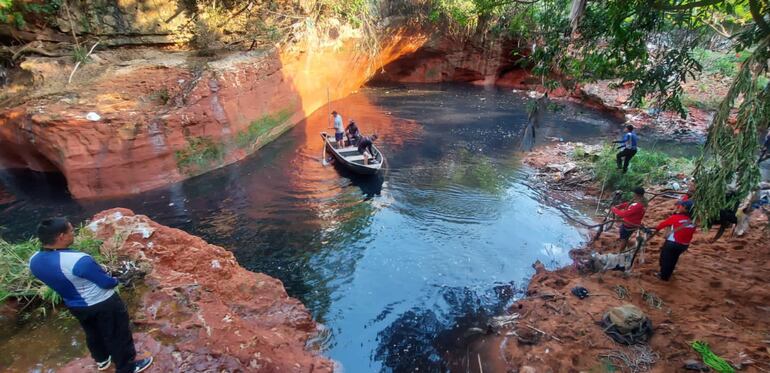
655;216;676;231
611;202;629;215
72;255;119;289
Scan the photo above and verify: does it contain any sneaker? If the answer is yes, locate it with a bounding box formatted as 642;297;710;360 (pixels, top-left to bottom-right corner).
97;356;111;371
134;356;154;373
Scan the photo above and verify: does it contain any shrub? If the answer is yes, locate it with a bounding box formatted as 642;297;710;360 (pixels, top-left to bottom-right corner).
175;136;224;175
0;226;103;307
236;108;293;149
71;45;90;64
191;19;221;57
149;88;171;105
593;143;694;195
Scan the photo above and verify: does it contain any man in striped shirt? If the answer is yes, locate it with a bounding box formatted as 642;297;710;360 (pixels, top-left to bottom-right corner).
29;218;152;373
653;200;696;281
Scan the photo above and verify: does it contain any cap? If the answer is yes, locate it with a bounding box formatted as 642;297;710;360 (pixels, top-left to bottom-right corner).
676;200;694;210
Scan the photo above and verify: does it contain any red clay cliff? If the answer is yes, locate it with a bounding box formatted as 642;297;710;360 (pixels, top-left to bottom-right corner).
59;208;334;372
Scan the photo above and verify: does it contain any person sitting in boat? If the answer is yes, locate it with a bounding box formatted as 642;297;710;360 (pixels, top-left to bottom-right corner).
346;120;361;146
358;134;379;165
330;111;345;148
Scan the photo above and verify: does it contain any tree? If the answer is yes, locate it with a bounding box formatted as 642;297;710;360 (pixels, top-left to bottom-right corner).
430;0;769;224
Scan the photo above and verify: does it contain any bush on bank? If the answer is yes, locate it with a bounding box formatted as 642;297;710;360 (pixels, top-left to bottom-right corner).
0;227;103;307
583;143;694;196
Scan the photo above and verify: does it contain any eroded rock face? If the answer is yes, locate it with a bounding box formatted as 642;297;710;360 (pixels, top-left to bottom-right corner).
0;28;426;198
371;37;532;88
60;208;333;372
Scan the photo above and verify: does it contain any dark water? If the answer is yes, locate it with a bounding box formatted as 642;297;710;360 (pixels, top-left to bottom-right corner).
1;84;622;371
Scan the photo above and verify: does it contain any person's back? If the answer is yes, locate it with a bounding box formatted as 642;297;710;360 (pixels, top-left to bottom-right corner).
358;136;373;152
357;135;378;164
347;121;361;145
615;125;639;173
625;131;638;150
30;249;117;307
333;113;344;134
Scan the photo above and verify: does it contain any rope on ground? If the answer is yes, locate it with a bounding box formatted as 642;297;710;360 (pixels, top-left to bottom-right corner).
599;344;659;373
640;288;664;309
613;285;629;300
691;341;736;373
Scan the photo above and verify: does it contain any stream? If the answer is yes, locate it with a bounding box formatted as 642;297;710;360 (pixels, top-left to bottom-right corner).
2;83;647;372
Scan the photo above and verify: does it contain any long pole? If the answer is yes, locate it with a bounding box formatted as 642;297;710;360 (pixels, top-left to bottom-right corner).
322;88;331;165
327;87;331;128
593;191;621;242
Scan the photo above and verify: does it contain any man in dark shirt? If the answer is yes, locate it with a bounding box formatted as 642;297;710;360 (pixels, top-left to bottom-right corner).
29;218;153;373
357;134;379;165
346;120;361;146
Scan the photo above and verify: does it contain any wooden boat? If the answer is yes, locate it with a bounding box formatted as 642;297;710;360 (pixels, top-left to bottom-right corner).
321;132;384;175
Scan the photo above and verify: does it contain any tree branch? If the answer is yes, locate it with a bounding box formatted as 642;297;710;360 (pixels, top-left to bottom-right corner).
652;0;726;11
748;0;770;36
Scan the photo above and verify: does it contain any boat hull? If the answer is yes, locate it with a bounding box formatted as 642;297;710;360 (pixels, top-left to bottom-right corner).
321;133;383;175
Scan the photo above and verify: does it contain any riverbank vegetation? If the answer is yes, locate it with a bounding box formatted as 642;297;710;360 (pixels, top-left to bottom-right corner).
429;0;769;226
0;227;103;308
591;145;694;194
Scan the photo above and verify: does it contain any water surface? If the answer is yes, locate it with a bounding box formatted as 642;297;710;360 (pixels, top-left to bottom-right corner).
1;84;622;371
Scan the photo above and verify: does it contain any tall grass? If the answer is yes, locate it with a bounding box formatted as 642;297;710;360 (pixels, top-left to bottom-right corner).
593;144;694;196
0;227;103;307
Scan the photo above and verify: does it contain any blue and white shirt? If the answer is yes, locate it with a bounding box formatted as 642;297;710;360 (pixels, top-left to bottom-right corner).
620;131;638;150
29;249;118;308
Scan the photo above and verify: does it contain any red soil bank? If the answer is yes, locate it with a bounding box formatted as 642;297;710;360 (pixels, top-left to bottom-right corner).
60;208;334;372
467;198;770;372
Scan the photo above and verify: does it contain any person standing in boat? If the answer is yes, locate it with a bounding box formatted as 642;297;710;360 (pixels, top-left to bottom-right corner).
346;120;361;146
358;134;379;165
330;111;345;148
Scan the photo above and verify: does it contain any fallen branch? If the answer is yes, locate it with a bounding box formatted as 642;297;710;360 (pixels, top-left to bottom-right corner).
525;323;563;342
68;41;100;84
1;44;65;60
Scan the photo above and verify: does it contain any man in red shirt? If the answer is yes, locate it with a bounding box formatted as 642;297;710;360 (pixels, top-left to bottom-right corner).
654;200;696;281
611;187;647;252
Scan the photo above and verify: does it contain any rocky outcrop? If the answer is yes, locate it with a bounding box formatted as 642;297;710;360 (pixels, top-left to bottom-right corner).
59;208;333;372
371;37;529;87
0;25;426;198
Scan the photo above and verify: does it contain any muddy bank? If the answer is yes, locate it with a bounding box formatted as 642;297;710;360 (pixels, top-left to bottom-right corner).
462;147;770;372
56;208;333;372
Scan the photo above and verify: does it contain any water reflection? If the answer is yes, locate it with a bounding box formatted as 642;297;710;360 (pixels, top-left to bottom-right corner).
0;84;617;371
375;284;518;372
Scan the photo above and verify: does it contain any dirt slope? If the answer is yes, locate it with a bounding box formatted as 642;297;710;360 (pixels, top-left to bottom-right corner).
470;197;770;372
